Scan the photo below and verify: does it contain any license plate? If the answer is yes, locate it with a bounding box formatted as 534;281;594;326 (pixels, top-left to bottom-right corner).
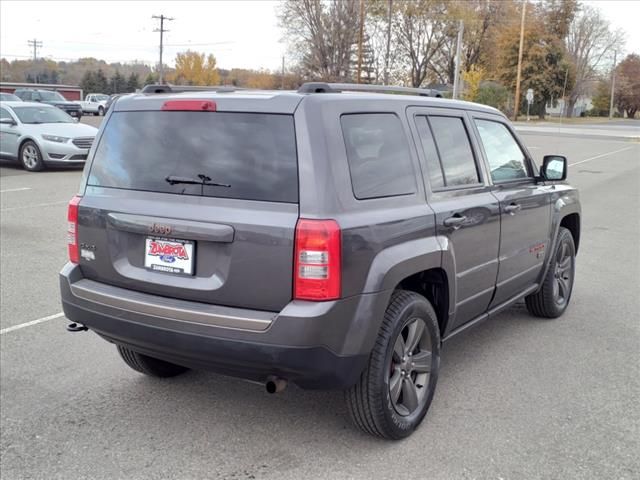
69;111;78;116
144;237;195;275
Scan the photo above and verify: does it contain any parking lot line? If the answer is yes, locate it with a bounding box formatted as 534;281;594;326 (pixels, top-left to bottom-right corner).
569;146;634;167
1;200;68;212
0;187;32;193
0;312;65;335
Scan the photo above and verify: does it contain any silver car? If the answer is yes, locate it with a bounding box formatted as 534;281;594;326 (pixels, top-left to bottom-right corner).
0;101;98;171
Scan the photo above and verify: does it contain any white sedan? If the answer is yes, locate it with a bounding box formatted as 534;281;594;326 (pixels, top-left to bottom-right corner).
0;101;98;171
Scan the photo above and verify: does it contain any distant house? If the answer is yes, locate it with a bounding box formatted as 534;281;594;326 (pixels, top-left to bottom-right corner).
547;96;594;117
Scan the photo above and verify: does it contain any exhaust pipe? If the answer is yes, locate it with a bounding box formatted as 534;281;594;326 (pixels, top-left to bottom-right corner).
265;376;287;394
66;322;88;332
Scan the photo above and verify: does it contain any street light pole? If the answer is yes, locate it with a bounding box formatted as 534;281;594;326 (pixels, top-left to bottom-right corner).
452;20;464;99
513;1;526;121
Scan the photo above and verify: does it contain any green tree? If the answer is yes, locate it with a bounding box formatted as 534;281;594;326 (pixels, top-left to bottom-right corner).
474;82;509;111
590;80;610;116
496;5;574;119
80;71;97;95
94;69;108;93
143;72;158;86
110;70;126;94
126;73;140;92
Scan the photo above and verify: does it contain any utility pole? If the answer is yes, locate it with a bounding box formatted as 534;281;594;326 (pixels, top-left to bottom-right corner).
152;14;174;84
452;20;464;99
513;0;526;121
27;38;42;61
281;56;285;90
356;0;365;84
609;50;617;120
383;0;392;85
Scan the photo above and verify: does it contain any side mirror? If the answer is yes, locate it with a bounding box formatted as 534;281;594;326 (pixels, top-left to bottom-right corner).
541;155;567;181
0;118;16;126
34;98;41;102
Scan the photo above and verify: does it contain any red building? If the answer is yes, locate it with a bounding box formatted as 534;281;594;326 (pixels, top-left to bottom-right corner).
0;82;83;101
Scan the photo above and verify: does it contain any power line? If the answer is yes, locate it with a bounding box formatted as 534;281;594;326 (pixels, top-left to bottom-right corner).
27;38;42;61
152;14;174;83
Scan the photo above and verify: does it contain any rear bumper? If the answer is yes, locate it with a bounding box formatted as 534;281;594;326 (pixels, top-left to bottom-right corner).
60;263;390;389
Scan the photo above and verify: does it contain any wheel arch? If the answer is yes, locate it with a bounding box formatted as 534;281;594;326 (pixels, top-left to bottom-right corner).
394;268;450;337
560;213;580;254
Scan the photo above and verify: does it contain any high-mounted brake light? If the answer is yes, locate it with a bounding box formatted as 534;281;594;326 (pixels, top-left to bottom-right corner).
294;219;341;301
67;195;82;263
161;100;217;111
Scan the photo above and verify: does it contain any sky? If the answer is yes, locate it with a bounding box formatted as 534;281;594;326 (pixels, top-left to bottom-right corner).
0;0;639;72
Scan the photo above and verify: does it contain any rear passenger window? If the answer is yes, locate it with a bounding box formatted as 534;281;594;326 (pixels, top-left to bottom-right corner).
428;116;480;187
415;116;445;189
341;114;416;199
474;119;530;182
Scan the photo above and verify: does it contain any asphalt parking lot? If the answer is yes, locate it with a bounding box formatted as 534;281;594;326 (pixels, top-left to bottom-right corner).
1;125;639;479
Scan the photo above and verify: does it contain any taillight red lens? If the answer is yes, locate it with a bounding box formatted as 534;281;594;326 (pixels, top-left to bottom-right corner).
294;219;341;301
67;195;82;263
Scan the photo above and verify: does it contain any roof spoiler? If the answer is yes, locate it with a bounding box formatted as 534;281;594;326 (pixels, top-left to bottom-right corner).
297;82;443;98
141;84;242;94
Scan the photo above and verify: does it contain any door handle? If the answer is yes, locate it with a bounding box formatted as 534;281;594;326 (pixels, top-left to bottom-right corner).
443;215;467;228
504;203;522;215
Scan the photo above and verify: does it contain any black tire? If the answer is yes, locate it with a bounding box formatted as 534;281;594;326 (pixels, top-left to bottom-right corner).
525;227;576;318
117;345;189;378
98;106;104;116
345;290;440;439
19;140;44;171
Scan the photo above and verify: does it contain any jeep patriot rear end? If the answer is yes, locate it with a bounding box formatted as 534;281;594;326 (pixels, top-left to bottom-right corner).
60;83;580;439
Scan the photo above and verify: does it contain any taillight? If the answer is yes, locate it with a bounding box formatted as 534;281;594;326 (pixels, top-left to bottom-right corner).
294;219;341;301
67;195;82;263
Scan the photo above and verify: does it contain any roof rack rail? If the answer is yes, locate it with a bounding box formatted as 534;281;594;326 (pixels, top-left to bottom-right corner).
297;82;443;98
141;84;241;94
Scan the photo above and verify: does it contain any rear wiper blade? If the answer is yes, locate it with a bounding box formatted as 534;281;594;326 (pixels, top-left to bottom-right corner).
165;174;230;188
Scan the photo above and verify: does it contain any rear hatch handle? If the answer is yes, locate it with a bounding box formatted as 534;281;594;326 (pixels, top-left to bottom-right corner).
107;213;235;243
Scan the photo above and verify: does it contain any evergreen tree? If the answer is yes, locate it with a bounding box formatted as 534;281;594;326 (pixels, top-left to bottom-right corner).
143;72;157;86
126;73;140;92
94;69;109;93
80;71;97;94
110;71;126;94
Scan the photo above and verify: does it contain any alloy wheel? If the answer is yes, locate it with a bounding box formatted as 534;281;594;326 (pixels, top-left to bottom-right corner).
553;239;573;305
22;144;39;169
389;317;432;416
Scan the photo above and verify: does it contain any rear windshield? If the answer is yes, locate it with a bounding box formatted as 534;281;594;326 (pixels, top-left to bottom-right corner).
88;111;298;203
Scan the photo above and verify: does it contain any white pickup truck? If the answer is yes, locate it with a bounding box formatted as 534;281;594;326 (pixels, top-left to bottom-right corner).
79;94;109;116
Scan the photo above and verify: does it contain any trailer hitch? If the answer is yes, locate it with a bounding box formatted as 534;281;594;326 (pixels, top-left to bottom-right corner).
66;322;88;332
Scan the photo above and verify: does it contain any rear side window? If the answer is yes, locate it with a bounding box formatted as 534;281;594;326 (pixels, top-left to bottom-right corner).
428;116;480;187
88;111;298;203
415;116;445;189
474;119;529;182
341;113;416;199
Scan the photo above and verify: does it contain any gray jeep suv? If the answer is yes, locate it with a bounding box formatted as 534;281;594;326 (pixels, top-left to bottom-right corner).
59;83;581;439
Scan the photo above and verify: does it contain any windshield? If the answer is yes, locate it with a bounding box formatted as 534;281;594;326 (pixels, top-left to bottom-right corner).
0;93;20;101
88;111;298;203
94;94;109;101
39;91;66;102
12;106;74;124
